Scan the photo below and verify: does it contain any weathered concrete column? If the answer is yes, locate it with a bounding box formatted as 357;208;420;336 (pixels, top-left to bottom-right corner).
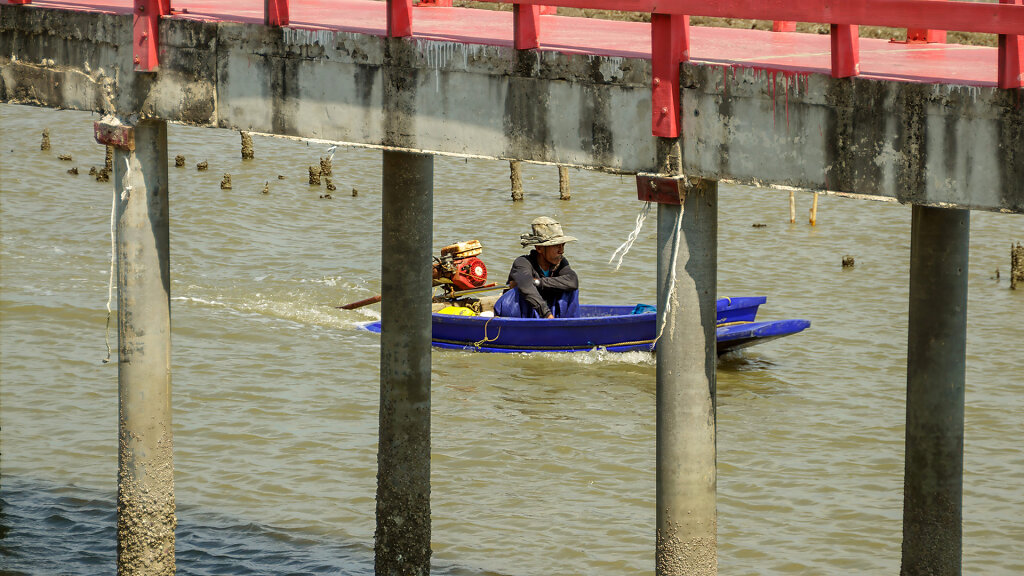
375;150;433;576
113;119;175;576
900;204;970;576
655;178;718;576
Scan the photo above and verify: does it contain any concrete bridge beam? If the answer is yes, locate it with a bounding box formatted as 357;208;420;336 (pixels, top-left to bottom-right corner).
375;149;434;575
655;179;719;575
113;119;176;576
901;204;969;576
2;6;1023;212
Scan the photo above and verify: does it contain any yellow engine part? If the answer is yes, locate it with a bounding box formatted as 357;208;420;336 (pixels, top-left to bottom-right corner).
441;240;482;259
437;306;478;316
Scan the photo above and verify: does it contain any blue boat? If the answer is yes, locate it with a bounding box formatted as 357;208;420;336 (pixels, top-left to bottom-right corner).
361;296;810;354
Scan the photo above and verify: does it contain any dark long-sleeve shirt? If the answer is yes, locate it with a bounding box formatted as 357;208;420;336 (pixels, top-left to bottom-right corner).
506;250;579;318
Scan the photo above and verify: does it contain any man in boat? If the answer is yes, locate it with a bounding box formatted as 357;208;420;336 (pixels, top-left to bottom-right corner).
493;216;580;319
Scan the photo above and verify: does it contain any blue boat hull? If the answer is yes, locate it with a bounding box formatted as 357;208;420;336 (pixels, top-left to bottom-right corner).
361;296;810;354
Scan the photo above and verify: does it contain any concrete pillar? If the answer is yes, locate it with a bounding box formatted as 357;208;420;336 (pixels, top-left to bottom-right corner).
375;150;434;576
655;178;718;576
114;119;175;576
900;204;970;576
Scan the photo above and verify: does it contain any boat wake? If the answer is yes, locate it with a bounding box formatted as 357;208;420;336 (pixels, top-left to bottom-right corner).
539;347;657;366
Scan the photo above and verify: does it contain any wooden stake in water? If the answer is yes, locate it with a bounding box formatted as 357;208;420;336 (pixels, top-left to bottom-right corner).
789;190;796;223
558;166;571;201
240;131;254;160
1011;242;1023;290
510;160;524;202
809;192;819;226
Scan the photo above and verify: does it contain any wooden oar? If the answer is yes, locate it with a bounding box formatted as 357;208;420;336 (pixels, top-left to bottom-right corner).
336;284;507;310
336;294;382;310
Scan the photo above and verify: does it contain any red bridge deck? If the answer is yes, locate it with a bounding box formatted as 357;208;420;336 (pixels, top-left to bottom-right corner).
5;0;1007;87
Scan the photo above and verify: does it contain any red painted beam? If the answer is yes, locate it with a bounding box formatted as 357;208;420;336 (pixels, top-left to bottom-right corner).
387;0;413;37
999;0;1024;89
418;0;453;5
904;0;946;43
514;4;541;50
831;24;859;78
772;21;796;32
490;0;1024;36
8;0;33;4
905;28;947;43
651;13;689;138
133;0;167;72
265;0;289;26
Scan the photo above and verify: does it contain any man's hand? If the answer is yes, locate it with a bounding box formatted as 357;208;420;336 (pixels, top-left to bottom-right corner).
545;313;554;319
508;280;517;289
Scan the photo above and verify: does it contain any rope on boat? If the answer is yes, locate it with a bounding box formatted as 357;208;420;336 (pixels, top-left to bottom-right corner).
441;338;657;352
103;155;133;363
609;200;652;270
473;316;502;348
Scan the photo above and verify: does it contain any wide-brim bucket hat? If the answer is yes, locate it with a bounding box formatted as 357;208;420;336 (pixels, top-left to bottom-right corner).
520;216;578;247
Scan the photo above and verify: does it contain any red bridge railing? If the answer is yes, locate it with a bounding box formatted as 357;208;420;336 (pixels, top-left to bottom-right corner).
11;0;1020;137
460;0;1024;136
359;0;1024;136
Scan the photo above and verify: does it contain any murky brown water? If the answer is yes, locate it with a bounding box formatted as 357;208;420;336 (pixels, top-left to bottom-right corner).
2;103;1022;574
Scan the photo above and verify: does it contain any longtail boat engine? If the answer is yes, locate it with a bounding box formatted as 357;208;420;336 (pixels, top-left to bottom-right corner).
432;240;489;301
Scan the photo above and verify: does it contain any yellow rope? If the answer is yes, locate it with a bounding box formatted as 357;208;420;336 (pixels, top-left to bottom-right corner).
716;320;753;328
447;336;656;352
473;317;502;348
449;319;753;351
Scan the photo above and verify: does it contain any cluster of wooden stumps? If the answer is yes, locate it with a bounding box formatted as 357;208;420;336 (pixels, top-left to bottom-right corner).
789;190;820;225
94;116;979;576
509;159;572;201
43;129;115;180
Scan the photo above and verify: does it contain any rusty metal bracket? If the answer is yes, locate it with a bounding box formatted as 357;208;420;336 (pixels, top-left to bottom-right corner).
94;117;136;151
636;173;689;205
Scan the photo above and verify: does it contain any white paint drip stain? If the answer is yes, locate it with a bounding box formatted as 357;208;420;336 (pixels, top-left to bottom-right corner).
282;27;334;49
418;40;486;92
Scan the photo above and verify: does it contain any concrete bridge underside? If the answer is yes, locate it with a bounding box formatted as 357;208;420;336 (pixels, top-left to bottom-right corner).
1;2;1022;213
